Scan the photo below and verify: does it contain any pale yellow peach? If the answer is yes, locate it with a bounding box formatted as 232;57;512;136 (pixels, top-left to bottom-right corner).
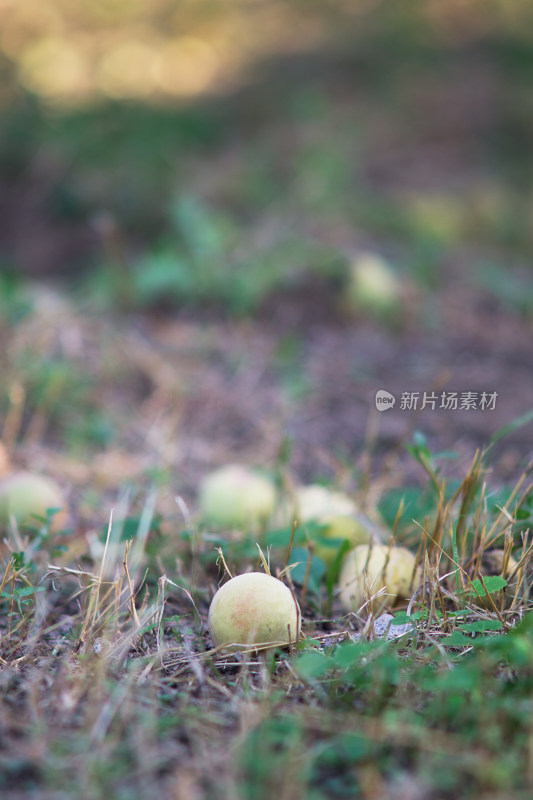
339;544;418;613
208;572;300;651
199;464;276;530
294;485;382;565
0;471;67;533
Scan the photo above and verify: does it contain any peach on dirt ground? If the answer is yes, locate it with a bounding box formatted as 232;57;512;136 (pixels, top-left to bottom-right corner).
198;464;276;530
208;571;301;652
339;543;418;614
0;471;67;533
293;484;383;565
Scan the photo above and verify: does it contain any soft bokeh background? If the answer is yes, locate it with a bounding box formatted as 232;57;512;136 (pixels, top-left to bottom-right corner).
1;0;532;506
2;0;533;279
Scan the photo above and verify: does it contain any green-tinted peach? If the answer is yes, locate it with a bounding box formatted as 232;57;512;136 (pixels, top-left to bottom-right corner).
0;471;67;532
312;515;375;565
208;572;300;651
295;485;380;565
198;464;276;529
346;252;401;314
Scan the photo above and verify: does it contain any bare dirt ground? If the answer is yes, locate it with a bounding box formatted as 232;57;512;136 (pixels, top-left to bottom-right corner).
6;267;531;538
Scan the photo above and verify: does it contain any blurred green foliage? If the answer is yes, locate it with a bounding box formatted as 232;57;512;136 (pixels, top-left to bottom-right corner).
1;0;533;314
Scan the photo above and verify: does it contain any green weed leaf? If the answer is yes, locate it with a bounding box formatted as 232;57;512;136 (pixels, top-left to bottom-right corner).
469;576;507;598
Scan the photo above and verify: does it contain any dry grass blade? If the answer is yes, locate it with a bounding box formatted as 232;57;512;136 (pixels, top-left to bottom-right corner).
216;547;233;580
256;543;271;575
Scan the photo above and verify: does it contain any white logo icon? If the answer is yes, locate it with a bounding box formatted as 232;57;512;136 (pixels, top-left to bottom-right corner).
375;390;396;411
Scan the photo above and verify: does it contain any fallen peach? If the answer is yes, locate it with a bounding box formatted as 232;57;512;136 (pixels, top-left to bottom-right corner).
339;544;417;613
198;464;276;529
295;485;380;565
0;471;67;533
346;252;401;315
208;572;300;651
